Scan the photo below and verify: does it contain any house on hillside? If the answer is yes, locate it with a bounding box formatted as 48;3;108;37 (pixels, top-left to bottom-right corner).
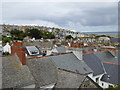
110;38;120;46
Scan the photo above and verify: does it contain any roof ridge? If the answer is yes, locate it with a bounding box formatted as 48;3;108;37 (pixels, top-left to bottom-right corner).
101;61;120;65
28;52;72;59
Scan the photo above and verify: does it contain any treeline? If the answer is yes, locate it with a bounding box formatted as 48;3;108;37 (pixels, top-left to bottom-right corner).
95;35;112;39
2;28;55;44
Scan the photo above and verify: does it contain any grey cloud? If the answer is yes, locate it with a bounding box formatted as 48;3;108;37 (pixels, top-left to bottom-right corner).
2;2;118;32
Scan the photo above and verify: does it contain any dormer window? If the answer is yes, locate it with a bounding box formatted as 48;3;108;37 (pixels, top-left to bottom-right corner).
31;51;38;54
26;46;41;56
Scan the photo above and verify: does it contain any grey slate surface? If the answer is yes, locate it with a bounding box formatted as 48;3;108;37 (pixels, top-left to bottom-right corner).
56;47;66;53
101;63;120;85
55;69;86;88
83;51;120;85
95;51;120;85
27;53;92;88
2;54;35;88
27;57;58;88
83;54;104;76
94;51;118;63
51;53;93;74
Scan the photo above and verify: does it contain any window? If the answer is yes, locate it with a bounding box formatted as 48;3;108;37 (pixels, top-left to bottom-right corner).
109;85;113;88
96;78;99;83
102;83;104;86
84;85;86;87
31;51;38;54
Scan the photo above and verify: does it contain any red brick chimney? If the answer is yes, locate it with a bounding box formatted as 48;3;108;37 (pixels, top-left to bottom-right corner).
11;41;26;65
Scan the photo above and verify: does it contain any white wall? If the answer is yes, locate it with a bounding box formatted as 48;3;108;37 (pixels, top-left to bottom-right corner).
73;50;82;60
23;84;35;88
51;48;58;53
46;50;52;55
88;73;115;88
88;73;104;87
99;80;114;88
3;43;11;54
40;83;55;90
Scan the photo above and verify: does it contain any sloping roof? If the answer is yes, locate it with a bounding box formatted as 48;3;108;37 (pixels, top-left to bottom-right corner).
101;63;119;85
55;69;86;88
51;53;92;74
94;51;118;65
2;54;35;88
96;51;120;85
83;54;104;76
56;47;66;53
83;51;120;85
23;41;53;49
116;51;120;59
27;57;58;88
27;53;91;88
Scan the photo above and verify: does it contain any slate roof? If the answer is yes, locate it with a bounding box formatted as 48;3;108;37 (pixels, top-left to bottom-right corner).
27;57;58;88
94;51;118;63
23;41;53;49
116;51;120;59
55;69;86;88
83;51;120;85
2;54;35;88
96;51;120;85
51;53;93;74
83;54;104;76
101;63;120;85
56;47;66;53
27;53;93;88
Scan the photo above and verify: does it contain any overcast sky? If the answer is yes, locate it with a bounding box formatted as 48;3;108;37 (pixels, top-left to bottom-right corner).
1;0;118;32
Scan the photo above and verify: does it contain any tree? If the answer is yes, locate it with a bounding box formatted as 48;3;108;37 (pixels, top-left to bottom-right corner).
2;36;12;44
65;35;73;39
25;28;43;39
43;32;55;39
9;29;26;40
73;37;78;40
95;35;112;39
25;29;55;39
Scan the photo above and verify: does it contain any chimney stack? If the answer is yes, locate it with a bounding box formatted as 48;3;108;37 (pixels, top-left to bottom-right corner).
11;41;26;65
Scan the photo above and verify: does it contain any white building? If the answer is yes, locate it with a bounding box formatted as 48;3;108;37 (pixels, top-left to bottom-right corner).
3;42;11;54
83;51;119;88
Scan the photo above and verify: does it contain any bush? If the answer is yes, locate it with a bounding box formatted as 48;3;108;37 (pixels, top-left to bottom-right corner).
65;35;73;40
2;36;12;44
9;29;26;40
